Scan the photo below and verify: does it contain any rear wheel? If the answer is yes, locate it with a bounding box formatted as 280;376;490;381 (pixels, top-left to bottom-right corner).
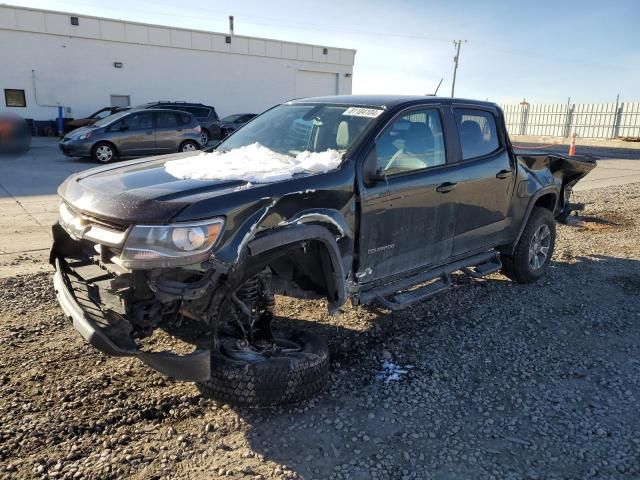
180;140;199;153
501;207;556;283
196;274;329;406
92;142;116;163
200;129;210;145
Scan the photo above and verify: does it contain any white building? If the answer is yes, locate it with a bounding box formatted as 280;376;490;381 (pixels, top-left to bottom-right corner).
0;5;355;121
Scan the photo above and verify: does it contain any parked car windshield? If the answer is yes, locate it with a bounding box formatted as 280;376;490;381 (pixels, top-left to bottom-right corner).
88;108;113;120
217;103;382;157
221;114;242;123
92;111;131;128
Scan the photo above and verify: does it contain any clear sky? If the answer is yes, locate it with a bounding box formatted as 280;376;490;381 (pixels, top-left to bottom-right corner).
7;0;640;104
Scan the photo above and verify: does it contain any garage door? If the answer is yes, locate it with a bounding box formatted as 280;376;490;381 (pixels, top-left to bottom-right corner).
295;71;338;98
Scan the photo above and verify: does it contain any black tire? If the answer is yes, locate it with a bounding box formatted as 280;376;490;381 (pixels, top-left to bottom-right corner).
501;207;556;283
197;328;329;407
200;129;210;145
180;140;200;153
91;142;116;163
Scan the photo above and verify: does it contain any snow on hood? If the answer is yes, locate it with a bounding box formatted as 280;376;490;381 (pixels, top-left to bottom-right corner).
164;143;343;183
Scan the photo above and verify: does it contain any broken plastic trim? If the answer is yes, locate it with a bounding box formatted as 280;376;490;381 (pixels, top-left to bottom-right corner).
53;258;211;382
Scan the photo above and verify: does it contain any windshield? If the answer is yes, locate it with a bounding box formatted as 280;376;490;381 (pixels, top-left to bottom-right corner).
88;108;111;120
217;103;383;157
92;111;131;128
221;114;243;123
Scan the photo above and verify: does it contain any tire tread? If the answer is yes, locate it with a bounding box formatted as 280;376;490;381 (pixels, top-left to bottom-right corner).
197;330;329;407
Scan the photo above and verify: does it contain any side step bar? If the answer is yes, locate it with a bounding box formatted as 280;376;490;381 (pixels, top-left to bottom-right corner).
362;251;501;311
375;274;451;311
461;255;502;279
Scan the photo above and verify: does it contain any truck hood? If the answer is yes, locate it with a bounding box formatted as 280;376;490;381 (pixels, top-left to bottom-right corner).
58;152;251;224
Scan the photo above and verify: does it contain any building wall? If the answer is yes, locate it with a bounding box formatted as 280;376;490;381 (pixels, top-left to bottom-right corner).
0;6;355;121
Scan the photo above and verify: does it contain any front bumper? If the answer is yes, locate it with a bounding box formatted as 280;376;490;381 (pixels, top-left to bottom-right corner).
52;257;211;381
59;140;92;157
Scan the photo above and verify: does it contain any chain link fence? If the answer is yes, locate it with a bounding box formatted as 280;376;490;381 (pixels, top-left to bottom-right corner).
501;100;640;139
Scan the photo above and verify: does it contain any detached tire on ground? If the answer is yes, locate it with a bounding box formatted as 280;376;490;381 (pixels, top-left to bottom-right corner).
197;328;329;407
501;206;556;284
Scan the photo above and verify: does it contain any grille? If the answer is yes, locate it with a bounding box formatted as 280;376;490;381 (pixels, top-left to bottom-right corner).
66;204;129;232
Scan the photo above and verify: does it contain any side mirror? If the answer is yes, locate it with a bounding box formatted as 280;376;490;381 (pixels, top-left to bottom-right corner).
362;147;385;186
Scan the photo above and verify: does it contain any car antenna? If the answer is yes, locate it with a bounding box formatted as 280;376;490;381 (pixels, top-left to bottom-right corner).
426;78;443;96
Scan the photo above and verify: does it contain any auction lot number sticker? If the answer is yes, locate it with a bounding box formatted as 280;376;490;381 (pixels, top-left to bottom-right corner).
342;107;384;118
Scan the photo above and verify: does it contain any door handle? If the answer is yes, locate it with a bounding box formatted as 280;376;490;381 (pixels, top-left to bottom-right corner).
146;131;153;135
436;182;457;193
496;169;513;179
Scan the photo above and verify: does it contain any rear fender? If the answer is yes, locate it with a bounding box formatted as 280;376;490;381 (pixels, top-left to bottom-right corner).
507;186;559;254
503;153;595;254
517;153;596;209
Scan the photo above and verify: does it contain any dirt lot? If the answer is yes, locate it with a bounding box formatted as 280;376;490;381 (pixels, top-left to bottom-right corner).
1;183;639;480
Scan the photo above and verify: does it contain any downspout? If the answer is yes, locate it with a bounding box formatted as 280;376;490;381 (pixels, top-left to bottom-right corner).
32;69;64;136
31;69;59;107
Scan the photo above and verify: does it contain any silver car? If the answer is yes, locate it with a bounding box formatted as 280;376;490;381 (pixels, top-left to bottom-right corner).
59;109;202;162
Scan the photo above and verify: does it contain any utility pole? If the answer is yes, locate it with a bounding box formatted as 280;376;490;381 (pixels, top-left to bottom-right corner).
451;40;466;97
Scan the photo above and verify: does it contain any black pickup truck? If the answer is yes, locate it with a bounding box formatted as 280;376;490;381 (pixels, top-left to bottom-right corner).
51;95;595;406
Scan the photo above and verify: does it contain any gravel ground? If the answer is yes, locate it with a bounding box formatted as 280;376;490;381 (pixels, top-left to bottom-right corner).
0;182;639;480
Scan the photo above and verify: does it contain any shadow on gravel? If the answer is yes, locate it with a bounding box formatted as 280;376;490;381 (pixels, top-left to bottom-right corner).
568;213;635;232
226;254;640;480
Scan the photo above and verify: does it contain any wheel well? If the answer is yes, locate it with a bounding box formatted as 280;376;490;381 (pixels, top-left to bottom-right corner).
244;224;347;313
499;190;559;256
533;192;557;212
263;241;334;297
179;139;199;150
243;239;341;310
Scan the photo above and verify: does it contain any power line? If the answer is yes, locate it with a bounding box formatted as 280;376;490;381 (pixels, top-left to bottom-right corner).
451;40;466;97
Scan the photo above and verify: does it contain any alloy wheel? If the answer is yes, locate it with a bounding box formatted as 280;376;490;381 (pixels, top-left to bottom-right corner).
528;224;551;270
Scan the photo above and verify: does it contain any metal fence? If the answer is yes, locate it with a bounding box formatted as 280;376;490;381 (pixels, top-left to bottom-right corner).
501;100;640;139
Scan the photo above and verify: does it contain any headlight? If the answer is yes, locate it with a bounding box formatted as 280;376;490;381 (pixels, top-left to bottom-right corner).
120;218;224;268
73;132;92;140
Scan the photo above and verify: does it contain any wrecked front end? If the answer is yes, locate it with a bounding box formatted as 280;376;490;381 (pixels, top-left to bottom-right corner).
50;203;232;381
50;194;351;384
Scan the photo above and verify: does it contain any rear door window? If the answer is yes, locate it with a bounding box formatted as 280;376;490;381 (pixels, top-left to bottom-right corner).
454;109;500;160
178;113;192;125
156;112;179;128
168;106;209;118
190;107;211;118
